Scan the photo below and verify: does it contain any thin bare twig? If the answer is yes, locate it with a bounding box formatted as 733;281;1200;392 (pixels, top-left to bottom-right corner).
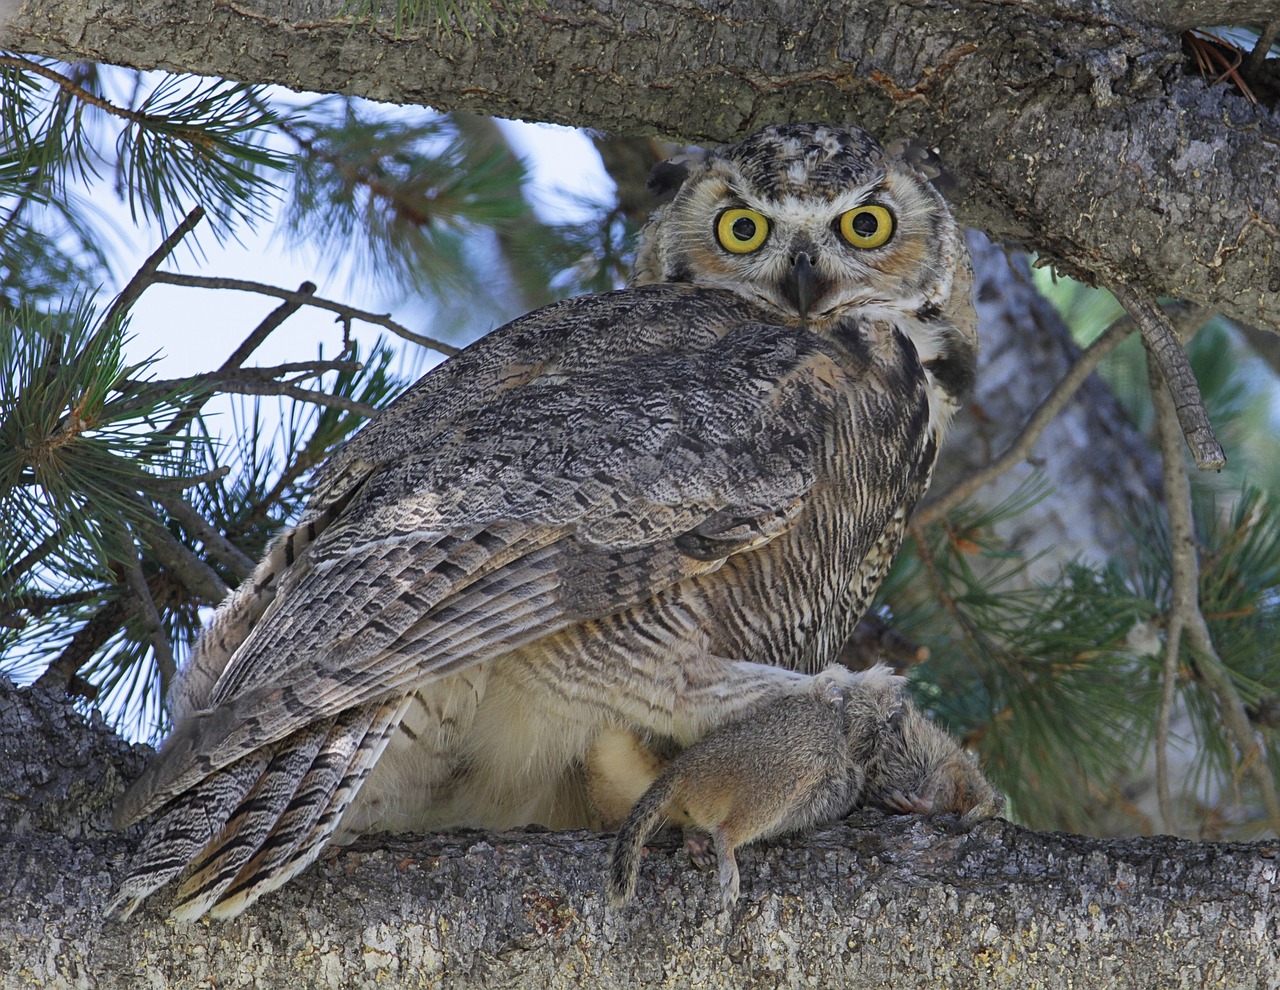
1147;345;1280;832
148;271;461;356
210;379;379;418
1111;282;1225;471
220;359;363;381
222;282;320;369
1245;19;1278;76
102;206;206;330
136;281;321;462
917;316;1136;526
142;466;232;491
116;359;364;415
121;541;177;688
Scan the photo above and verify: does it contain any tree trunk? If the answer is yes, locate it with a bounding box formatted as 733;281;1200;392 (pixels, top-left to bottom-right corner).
5;0;1280;335
3;677;1277;989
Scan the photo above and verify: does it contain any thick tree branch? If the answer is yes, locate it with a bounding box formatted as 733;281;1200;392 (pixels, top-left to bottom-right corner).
3;677;1278;990
6;0;1279;333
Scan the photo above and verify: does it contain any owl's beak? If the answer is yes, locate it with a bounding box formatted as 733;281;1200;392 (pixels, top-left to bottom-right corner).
783;252;827;319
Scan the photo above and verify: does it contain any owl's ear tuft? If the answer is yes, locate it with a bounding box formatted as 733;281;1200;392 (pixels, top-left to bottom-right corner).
647;159;691;201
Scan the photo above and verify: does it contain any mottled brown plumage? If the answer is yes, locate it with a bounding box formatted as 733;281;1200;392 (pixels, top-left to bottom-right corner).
110;124;978;919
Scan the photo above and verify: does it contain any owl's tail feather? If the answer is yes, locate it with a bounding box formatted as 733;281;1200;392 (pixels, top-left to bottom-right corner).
107;696;407;921
106;749;271;920
198;696;410;920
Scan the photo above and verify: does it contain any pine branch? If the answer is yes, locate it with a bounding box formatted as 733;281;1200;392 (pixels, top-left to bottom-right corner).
1112;282;1226;471
152;493;255;581
33;599;127;693
1244;18;1278;75
1148;352;1190;835
0;55;154;130
221;443;326;543
124;499;231;605
0;589;102;624
1147;345;1280;830
220;283;321;368
276;104;534;303
921;299;1215;526
0;532;62;594
208;378;379;418
142;467;232;492
148;272;460;356
0;57;287;236
120;539;177;689
117;361;367;418
101;205;205;330
129;280;321;464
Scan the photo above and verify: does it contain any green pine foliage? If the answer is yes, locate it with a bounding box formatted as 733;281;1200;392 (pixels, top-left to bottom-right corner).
1129;486;1280;828
875;473;1280;838
874;484;1157;832
0;55;288;244
282;104;531;295
1;302;207;726
276;98;629;339
0;302;200;563
0;56;626;740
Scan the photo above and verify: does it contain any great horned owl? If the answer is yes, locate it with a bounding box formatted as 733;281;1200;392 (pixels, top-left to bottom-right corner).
109;123;978;919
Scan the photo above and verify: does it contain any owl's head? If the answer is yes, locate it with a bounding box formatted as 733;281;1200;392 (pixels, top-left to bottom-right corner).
632;124;968;333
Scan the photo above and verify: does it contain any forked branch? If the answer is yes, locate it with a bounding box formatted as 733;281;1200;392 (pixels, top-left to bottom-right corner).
1147;346;1280;830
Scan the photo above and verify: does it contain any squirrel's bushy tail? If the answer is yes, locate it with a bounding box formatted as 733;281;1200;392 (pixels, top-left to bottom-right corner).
608;771;678;905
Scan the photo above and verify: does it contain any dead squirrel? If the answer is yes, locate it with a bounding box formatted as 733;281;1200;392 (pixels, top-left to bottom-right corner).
607;665;1001;908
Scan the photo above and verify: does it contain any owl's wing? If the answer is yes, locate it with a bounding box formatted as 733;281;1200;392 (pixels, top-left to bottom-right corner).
116;289;860;828
162;283;779;721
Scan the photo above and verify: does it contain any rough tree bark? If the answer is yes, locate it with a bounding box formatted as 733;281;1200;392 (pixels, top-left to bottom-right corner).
3;677;1278;989
4;0;1279;335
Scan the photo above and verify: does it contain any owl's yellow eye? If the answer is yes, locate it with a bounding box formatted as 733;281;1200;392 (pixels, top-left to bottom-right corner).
715;208;770;254
838;205;894;249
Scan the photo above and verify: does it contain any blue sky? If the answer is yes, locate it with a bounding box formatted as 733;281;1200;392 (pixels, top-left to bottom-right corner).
117;117;614;384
